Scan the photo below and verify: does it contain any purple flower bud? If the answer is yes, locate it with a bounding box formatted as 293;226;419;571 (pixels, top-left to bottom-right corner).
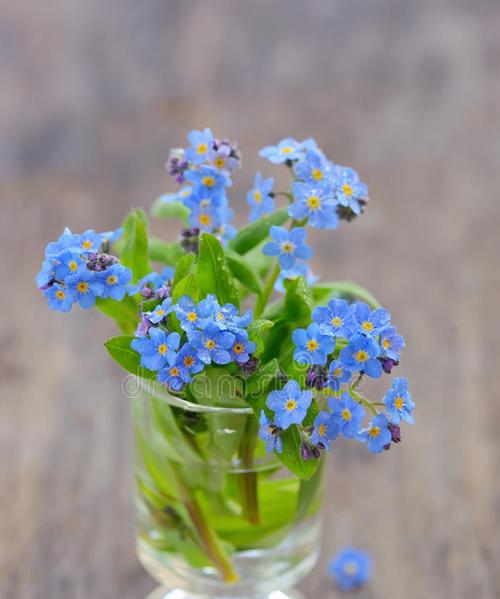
306;365;328;390
238;356;259;377
379;357;399;374
135;315;152;337
140;286;155;299
301;442;322;461
388;422;401;443
156;284;172;300
166;149;188;182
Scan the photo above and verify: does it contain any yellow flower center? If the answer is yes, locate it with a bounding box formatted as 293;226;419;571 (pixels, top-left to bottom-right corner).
253;190;262;203
196;143;208;155
306;339;319;352
169;367;180;377
383;338;391;349
205;339;216;350
331;316;343;327
181;188;191;198
157;344;167;355
394;396;404;410
233;343;244;354
369;426;380;438
199;213;212;226
82;240;92;249
342;183;353;197
343;560;358;575
285;399;297;412
280;241;295;254
318;423;327;437
69;261;78;272
281;146;293;154
216;312;224;321
106;275;118;285
311;168;323;181
355;350;368;363
332;367;343;377
214;157;225;168
156;309;166;317
342;408;352;421
307;195;321;210
76;281;89;294
55;289;65;300
184;356;194;367
362;321;374;332
187;312;197;322
202;176;215;187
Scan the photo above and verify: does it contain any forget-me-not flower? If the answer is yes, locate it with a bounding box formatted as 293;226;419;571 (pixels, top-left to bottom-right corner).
266;380;313;430
263;226;313;270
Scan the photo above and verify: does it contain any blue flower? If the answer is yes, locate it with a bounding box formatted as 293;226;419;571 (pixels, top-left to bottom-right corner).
312;299;355;339
184;166;230;197
76;229;105;253
294;150;332;184
97;264;132;301
329;392;366;438
211;298;253;332
45;228;82;256
289;181;338;229
326;359;353;392
383;377;414;424
332;165;368;215
189;199;233;233
274;262;318;293
329;547;372;591
185;128;214;165
379;326;405;361
174;295;215;332
51;249;85;281
340;333;382;378
258;411;283;453
43;283;74;312
247;172;275;221
148;298;173;324
266;380;313;430
176;343;205;379
361;413;392;453
352;302;391;336
131;328;181;371
127;268;174;297
208;145;238;173
259;137;305;164
101;227;123;245
65;270;104;309
310;411;339;450
292;323;334;366
189;322;235;365
157;361;186;392
263;226;313;270
229;331;256;364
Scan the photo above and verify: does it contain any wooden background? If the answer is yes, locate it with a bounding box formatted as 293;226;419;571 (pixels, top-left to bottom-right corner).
1;1;500;597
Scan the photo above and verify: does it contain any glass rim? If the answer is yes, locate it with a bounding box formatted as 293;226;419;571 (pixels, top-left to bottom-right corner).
134;376;255;415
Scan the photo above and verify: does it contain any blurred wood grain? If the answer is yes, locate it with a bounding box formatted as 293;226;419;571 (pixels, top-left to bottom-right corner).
1;1;500;598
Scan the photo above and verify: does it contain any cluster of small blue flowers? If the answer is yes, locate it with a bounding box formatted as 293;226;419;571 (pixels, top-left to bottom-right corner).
36;228;131;312
260;299;413;456
259;136;369;228
163;128;241;244
131;294;256;391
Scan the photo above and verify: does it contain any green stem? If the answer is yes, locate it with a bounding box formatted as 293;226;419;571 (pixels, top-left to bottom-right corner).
349;388;378;415
255;262;281;318
171;465;239;583
238;417;260;525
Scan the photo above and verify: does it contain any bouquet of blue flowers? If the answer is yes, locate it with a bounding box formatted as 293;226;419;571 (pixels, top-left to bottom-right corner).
36;130;413;586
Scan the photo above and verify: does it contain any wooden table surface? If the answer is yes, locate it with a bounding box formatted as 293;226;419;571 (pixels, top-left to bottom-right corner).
1;1;500;598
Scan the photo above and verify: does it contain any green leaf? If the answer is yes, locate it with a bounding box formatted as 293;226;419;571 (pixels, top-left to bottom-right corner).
120;209;151;282
190;367;247;408
312;280;380;309
283;276;313;322
229;208;289;255
104;335;157;380
171;273;200;304
195;232;239;307
95;296;139;335
151;195;190;224
149;238;185;266
225;249;262;295
173;253;196;288
247;318;273;355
